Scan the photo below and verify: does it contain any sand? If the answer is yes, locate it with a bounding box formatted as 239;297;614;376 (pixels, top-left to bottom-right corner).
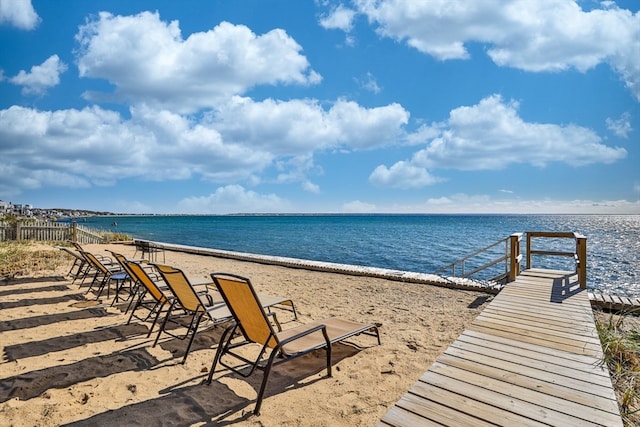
0;243;491;426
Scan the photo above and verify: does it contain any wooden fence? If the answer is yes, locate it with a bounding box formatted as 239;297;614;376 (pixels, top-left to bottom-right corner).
0;220;106;244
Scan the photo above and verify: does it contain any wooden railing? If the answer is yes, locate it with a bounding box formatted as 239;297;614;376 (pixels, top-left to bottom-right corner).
525;231;587;289
435;231;587;289
0;220;106;244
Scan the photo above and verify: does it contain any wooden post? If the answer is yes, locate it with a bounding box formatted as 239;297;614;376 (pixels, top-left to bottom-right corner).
71;222;77;243
576;234;587;289
15;220;22;241
526;232;532;270
508;233;522;282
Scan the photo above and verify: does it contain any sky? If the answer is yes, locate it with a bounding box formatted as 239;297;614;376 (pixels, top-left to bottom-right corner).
0;0;639;215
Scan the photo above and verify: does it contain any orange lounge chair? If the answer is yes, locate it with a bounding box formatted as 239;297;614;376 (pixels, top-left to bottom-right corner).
206;272;380;415
151;264;297;364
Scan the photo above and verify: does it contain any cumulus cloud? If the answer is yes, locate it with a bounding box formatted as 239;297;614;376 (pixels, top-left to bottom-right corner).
369;161;442;189
319;4;356;31
0;0;39;30
370;94;627;189
0;93;411;196
348;0;640;100
210;96;409;153
75;11;321;112
177;184;291;214
9;55;67;95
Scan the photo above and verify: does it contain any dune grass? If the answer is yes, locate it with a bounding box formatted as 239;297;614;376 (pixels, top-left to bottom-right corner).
595;309;640;426
0;241;69;279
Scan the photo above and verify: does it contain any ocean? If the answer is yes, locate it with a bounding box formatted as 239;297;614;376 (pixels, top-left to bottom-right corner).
72;214;640;297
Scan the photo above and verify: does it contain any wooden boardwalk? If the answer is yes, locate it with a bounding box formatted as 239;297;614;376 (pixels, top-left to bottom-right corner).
378;269;623;426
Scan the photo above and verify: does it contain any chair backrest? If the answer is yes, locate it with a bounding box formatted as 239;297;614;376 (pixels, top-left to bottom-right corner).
153;264;203;312
125;261;167;303
58;246;84;261
211;273;278;348
81;251;109;274
107;251;134;276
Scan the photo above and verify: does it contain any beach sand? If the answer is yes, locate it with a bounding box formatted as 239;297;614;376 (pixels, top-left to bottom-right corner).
0;243;490;426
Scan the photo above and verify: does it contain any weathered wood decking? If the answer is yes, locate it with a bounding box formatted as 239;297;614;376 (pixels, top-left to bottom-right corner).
378;268;623;427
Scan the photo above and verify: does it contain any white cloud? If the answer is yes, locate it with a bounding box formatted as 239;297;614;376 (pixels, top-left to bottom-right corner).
9;55;67;95
211;96;409;153
75;11;321;112
0;0;39;30
371;94;627;189
352;0;640;100
356;72;382;94
319;4;356;31
177;185;291;214
606;112;633;138
369;161;442;189
302;180;321;194
342;193;640;214
0;94;410;196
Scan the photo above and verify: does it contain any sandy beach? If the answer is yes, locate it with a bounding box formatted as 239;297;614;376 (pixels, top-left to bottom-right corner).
0;243;490;426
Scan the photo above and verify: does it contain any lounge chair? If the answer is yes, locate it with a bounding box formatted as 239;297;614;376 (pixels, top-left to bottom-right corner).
151;264;297;364
70;242;117;285
123;260;173;338
80;251;130;302
57;246;88;282
105;250;153;313
206;272;380;415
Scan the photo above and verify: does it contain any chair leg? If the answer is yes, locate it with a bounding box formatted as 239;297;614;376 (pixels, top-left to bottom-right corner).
181;312;205;364
254;348;281;416
153;300;177;347
206;323;237;384
146;301;167;338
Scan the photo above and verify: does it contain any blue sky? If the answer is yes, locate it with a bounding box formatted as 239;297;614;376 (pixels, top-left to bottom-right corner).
1;0;639;214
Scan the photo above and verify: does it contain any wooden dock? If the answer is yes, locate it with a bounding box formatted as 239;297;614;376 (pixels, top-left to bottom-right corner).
377;268;623;426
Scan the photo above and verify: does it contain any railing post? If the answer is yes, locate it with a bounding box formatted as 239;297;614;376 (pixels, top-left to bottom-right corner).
71;221;78;243
576;234;587;289
508;233;522;282
526;232;532;270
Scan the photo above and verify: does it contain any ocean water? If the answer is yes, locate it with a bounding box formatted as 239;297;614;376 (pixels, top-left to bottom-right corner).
73;214;640;297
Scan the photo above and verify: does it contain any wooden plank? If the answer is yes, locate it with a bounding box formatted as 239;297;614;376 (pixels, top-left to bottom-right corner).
478;308;597;335
468;322;603;358
456;331;612;377
402;383;548;426
416;369;604;426
470;318;603;351
448;339;615;387
393;393;496;426
438;349;618;405
426;363;619;426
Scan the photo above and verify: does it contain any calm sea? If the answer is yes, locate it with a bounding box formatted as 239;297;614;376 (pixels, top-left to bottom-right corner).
71;214;640;297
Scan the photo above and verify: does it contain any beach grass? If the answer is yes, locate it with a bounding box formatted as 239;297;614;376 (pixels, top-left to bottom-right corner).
0;241;68;279
595;309;640;426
